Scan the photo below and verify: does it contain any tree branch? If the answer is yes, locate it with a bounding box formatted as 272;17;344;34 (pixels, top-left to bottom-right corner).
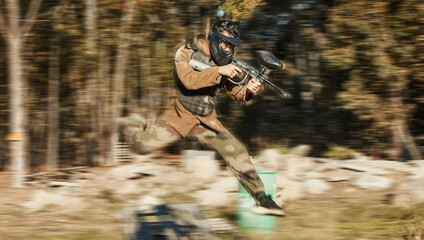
20;0;42;38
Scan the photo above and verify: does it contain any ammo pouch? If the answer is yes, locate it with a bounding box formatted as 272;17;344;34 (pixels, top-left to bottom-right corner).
178;93;215;116
176;46;222;116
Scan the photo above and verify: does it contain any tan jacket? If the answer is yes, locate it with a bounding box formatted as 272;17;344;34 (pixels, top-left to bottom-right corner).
159;39;251;137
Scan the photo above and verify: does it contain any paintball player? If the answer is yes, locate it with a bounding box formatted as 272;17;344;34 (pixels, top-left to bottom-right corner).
119;19;285;216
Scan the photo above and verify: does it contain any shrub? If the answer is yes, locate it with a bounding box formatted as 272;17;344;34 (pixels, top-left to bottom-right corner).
323;146;356;160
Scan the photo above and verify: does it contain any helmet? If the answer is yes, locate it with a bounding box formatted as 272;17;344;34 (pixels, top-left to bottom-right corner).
209;20;242;66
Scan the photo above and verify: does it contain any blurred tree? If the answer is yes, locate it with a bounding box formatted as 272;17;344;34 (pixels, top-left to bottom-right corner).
218;0;265;20
321;0;422;160
389;0;424;158
109;0;136;163
0;0;42;186
46;2;64;170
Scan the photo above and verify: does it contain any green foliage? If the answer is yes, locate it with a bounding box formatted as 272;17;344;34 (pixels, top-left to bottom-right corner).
323;146;356;160
321;0;422;157
219;0;265;20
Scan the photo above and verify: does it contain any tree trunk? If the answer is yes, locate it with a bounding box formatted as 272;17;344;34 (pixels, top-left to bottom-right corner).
7;34;26;187
6;0;25;187
97;47;111;165
109;0;136;164
2;0;42;186
47;32;60;170
390;97;423;160
84;0;99;166
392;118;423;161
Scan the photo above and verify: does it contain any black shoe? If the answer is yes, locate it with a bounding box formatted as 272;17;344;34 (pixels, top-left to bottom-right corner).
251;192;285;216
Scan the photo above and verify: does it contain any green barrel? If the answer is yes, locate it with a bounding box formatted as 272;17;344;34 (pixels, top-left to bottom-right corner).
237;170;277;232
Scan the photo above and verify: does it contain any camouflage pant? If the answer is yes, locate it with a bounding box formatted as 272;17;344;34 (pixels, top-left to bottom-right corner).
126;120;265;197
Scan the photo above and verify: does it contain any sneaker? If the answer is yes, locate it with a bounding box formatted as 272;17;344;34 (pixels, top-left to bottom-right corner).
251;192;285;216
117;114;147;142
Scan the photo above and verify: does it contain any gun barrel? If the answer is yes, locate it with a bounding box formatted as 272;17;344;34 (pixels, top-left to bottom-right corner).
262;78;292;98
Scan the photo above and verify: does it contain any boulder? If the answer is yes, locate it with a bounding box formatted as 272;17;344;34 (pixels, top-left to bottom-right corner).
182;150;219;179
313;160;339;172
22;190;85;212
276;178;304;202
195;190;237;206
392;177;424;208
322;169;358;182
352;174;393;190
347;159;413;173
107;164;156;180
284;156;315;180
208;177;238;193
255;149;284;170
302;179;332;195
338;162;391;175
116;181;141;195
406;165;424;180
136;196;162;210
289;145;312;157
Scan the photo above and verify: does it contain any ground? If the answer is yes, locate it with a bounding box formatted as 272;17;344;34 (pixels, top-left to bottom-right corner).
1;155;423;240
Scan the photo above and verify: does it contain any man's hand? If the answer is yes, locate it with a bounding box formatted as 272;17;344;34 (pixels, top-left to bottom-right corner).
247;78;262;94
218;64;242;79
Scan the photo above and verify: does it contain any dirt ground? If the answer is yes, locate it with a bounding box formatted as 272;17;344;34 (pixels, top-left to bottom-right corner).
0;157;422;240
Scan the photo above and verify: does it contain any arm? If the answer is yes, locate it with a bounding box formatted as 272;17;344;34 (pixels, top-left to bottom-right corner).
175;46;222;90
175;46;242;90
227;78;262;103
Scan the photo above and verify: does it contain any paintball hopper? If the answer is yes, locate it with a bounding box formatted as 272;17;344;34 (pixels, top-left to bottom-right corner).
255;50;284;70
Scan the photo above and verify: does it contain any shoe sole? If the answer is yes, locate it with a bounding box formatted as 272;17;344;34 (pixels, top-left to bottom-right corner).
250;206;286;216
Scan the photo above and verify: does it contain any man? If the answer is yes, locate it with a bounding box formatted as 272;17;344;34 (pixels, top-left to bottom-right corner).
119;20;285;216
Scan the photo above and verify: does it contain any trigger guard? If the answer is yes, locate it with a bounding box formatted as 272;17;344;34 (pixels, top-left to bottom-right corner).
228;73;249;85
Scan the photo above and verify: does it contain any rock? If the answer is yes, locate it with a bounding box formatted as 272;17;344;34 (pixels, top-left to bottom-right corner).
22;190;85;212
289;145;312;157
352;152;370;161
276;177;304;202
322;169;357;182
116;181;140;195
302;179;332;194
284;156;315;180
407;160;424;167
392;177;424;208
107;164;154;180
255;149;284;170
405;165;424;179
344;188;357;193
137;196;162;210
192;177;238;206
338;162;391;175
352;174;393;190
208;177;238;193
46;181;80;188
313;160;339;172
195;190;236;206
346;159;413;173
182;150;219;179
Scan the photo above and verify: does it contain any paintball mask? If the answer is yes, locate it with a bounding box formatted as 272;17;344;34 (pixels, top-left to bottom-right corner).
209;31;241;66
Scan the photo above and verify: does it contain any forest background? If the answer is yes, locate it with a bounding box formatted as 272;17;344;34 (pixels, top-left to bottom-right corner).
0;0;423;186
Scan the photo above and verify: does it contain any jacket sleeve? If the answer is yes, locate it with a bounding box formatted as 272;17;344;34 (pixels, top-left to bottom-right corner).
174;46;223;90
226;82;253;103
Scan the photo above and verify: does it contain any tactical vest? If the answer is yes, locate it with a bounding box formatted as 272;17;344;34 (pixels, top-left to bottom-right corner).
176;44;225;116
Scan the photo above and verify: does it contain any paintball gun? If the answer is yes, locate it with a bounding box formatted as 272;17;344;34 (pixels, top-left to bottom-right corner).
189;51;291;98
